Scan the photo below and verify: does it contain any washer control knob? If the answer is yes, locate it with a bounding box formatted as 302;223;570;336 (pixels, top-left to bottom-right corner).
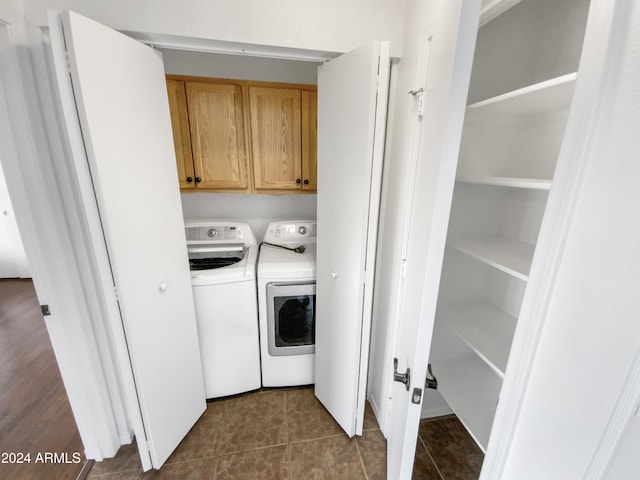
331;272;338;279
159;281;168;293
207;228;217;238
298;225;307;235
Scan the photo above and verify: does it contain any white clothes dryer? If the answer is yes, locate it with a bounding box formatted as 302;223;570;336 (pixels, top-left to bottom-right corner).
185;221;261;398
257;221;317;387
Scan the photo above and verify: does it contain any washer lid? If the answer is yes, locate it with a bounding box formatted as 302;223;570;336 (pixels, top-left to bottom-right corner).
190;245;258;284
188;247;246;271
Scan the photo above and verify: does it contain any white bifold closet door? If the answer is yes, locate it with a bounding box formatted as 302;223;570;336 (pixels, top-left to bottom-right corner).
48;11;206;470
315;40;390;437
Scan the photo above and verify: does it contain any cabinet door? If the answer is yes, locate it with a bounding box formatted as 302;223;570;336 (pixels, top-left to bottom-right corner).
185;82;249;190
301;90;317;191
249;86;302;190
166;79;195;189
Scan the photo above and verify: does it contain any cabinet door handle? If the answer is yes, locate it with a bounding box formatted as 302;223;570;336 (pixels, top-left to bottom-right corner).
186;177;193;183
296;178;301;184
195;177;202;183
303;179;309;185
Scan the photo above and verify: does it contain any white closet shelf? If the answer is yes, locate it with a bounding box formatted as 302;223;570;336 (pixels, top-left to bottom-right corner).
448;236;534;281
456;176;552;190
438;302;517;377
466;72;577;116
431;356;502;452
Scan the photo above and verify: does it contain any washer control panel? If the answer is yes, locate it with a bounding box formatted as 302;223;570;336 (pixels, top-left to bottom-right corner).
185;224;253;243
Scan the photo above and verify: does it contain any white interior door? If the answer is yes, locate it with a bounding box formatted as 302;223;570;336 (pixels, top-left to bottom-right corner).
48;11;206;469
386;1;480;478
0;159;29;278
315;41;390;436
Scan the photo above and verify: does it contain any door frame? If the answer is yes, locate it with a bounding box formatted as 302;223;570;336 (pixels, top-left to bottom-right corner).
0;14;359;465
0;18;126;460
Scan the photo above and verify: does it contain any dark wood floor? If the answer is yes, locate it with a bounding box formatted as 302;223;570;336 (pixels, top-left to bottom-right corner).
0;278;85;480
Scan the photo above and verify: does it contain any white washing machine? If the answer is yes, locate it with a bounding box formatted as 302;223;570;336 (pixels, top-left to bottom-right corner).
257;221;317;387
185;221;261;398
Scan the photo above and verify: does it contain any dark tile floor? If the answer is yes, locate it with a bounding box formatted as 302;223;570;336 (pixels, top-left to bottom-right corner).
87;387;483;479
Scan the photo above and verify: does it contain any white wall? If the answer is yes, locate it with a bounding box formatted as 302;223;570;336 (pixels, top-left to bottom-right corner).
23;0;406;57
501;1;640;477
468;0;589;103
161;48;320;84
0;0;23;23
181;193;317;241
161;48;319;240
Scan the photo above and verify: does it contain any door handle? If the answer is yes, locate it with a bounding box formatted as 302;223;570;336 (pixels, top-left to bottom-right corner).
425;363;438;390
393;358;410;391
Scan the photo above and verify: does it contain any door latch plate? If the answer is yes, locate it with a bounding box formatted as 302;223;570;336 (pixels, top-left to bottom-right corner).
412;388;422;404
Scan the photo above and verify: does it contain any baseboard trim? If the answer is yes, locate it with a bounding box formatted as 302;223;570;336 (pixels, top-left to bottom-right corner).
76;460;94;480
420;405;454;419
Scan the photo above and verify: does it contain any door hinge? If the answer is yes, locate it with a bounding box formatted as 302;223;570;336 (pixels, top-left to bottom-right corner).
400;258;408;279
41;305;51;316
393;357;411;391
408;87;425;117
64;51;71;72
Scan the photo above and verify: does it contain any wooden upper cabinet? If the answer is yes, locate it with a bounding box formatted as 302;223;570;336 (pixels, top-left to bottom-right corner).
301;90;318;191
166;79;195;189
185;81;249;190
166;75;317;193
249;86;303;190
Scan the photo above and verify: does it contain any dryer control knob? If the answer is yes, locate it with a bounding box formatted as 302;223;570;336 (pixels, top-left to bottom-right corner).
298;226;307;235
331;272;338;279
159;281;168;293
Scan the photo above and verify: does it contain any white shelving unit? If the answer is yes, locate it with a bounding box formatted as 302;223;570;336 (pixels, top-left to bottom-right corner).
425;72;577;450
456;74;577;184
438;302;517;376
456;176;551;190
432;356;502;452
466;72;577;115
448;236;534;281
